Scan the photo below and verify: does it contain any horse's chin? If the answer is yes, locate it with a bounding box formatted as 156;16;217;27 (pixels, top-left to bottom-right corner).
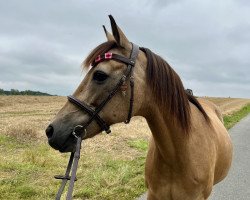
48;133;77;153
59;145;76;153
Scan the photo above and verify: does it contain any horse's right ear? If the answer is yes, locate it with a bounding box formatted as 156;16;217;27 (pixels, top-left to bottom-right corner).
108;15;131;49
102;25;115;41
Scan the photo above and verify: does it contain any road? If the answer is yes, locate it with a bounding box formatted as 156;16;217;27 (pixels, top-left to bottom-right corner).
137;114;250;200
210;114;250;200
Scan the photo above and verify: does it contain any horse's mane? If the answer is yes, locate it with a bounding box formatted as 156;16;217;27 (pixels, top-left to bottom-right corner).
83;41;209;134
140;47;209;134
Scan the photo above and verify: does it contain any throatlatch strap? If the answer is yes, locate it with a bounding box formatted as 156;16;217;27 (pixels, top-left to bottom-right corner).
125;43;139;123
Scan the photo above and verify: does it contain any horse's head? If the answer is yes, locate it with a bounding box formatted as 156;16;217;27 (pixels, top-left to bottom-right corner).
45;16;148;152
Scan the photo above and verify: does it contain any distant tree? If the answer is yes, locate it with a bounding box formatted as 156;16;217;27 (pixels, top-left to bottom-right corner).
10;89;19;95
0;89;53;96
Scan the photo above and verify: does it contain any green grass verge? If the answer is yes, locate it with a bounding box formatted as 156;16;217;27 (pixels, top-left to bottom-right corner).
223;104;250;129
128;139;148;152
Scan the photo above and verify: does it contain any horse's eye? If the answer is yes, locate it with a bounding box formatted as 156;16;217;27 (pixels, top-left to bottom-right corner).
93;70;109;84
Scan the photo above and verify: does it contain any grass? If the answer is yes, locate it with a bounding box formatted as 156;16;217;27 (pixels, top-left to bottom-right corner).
223;104;250;129
0;96;250;200
128;139;148;151
0;135;147;200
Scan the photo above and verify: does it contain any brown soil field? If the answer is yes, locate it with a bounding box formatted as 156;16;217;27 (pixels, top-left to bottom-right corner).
0;95;249;146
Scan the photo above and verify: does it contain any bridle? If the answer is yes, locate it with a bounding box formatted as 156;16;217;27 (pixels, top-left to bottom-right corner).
68;42;139;134
54;43;139;200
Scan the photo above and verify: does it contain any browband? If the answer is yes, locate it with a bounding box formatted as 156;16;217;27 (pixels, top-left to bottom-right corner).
92;52;135;67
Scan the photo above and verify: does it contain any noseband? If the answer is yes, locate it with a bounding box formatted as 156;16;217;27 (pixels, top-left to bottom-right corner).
54;43;139;200
67;42;139;135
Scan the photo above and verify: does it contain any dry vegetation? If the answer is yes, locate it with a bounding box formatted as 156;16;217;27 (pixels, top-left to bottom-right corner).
1;95;249;141
0;96;66;140
0;95;250;199
204;97;250;115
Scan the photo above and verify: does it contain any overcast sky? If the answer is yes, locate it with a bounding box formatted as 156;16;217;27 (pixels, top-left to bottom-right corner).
0;0;249;98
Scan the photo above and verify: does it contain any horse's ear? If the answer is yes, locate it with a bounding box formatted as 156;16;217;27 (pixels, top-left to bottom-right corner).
108;15;131;49
102;25;115;41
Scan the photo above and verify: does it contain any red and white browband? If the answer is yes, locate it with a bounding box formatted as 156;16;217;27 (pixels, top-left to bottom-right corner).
94;52;113;63
92;52;135;67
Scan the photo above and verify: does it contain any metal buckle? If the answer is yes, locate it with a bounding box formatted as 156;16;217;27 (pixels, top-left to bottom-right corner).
121;75;127;82
72;125;87;139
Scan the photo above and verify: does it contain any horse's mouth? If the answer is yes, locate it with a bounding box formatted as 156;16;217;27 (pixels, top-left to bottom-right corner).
59;145;76;153
60;134;78;152
48;133;77;153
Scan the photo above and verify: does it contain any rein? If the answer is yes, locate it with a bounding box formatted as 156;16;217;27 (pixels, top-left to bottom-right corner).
54;43;139;199
54;126;84;200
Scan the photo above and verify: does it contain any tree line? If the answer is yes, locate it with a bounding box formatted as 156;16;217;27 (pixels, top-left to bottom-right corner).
0;89;53;96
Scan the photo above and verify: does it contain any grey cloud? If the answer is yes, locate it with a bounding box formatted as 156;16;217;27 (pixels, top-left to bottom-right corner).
0;0;249;97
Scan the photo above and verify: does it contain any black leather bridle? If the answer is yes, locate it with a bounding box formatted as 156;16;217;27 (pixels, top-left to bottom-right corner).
67;42;139;135
54;43;139;200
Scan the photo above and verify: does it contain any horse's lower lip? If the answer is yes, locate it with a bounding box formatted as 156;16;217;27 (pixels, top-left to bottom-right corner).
59;145;75;153
48;139;61;150
58;134;77;152
59;146;67;152
48;132;76;152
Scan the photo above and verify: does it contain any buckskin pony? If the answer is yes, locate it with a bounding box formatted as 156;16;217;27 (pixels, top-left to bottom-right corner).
46;16;233;200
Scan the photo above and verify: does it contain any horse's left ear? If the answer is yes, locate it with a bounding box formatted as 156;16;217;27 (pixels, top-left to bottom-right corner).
102;25;115;41
108;15;131;49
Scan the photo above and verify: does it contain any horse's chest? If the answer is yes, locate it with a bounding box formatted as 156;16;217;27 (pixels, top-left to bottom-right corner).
145;152;206;200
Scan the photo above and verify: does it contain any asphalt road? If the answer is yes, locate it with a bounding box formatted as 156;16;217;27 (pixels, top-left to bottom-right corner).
210;114;250;200
137;114;250;200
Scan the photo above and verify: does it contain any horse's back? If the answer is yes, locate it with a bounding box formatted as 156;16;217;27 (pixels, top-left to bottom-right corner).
197;98;223;122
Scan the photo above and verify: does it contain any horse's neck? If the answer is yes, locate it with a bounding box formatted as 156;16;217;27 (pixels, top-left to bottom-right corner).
145;105;188;169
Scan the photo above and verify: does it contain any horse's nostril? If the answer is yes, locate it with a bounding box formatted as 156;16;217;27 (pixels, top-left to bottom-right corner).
45;125;54;139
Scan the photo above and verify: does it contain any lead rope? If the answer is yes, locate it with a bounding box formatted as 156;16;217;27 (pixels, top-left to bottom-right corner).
54;126;85;200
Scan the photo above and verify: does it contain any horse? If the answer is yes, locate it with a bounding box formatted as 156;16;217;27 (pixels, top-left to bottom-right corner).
45;16;233;200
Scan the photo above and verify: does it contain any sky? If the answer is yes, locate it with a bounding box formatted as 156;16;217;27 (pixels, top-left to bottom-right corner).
0;0;249;98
